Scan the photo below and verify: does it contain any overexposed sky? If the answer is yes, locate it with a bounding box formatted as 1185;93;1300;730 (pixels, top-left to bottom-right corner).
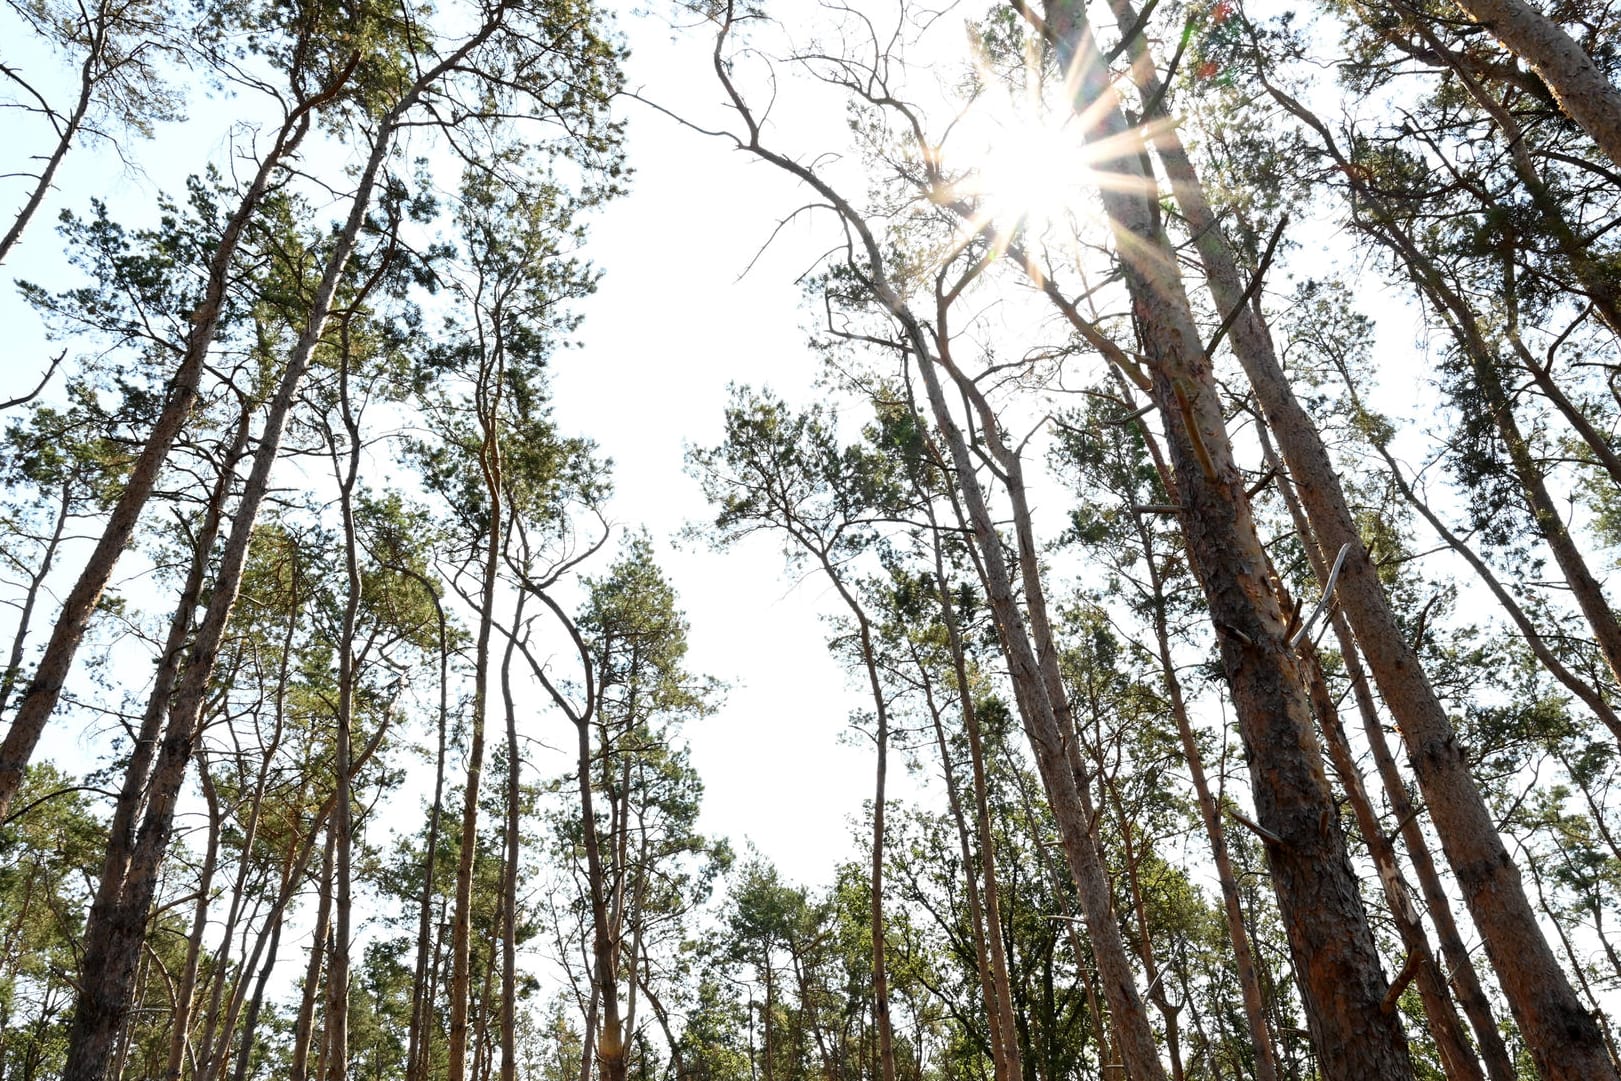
0;0;911;888
0;0;1441;894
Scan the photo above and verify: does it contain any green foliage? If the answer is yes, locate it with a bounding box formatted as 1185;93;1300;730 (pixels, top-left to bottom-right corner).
0;765;106;1080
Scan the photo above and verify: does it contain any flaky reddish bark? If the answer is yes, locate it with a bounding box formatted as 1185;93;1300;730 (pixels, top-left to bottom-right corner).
1118;446;1280;1081
1167;53;1619;1081
1258;424;1518;1081
1036;4;1414;1075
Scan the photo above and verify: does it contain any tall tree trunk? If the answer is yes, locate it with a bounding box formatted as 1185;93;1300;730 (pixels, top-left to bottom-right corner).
1099;766;1185;1081
578;706;625;1081
1298;634;1485;1081
166;748;223;1081
918;656;1006;1078
0;59;356;818
322;320;366;1081
706;10;1168;1072
811;569;899;1081
291;828;336;1081
1442;0;1621;169
449;291;507;1081
499;599;523;1081
1257;421;1519;1081
1127;490;1281;1081
1030;5;1414;1075
406;574;451;1081
1217;55;1618;1081
191;601;297;1081
925;541;1024;1081
228;882;287;1081
0;477;70;719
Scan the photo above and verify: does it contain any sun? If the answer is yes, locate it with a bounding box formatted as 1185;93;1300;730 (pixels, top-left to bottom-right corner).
941;59;1100;248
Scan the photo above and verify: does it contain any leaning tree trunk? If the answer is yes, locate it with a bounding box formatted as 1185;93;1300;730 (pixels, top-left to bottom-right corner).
448;368;503;1081
291;828;336;1081
813;561;900;1081
1155;50;1616;1081
0;61;357;819
1257;420;1519;1081
924;520;1024;1081
1033;4;1414;1076
1125;484;1281;1081
1442;0;1621;169
322;321;366;1081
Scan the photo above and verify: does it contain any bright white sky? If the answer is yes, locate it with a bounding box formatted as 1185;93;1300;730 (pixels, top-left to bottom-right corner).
0;0;923;889
12;0;1602;1026
0;0;1444;893
555;7;911;883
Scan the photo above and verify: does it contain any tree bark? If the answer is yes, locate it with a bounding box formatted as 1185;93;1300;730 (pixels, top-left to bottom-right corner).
1127;492;1281;1081
1241;63;1621;1081
499;600;522;1081
291;828;336;1081
1035;4;1413;1075
926;546;1024;1081
1258;420;1519;1081
1443;0;1621;170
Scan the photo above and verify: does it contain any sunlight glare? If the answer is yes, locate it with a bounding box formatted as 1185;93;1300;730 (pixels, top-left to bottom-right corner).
944;68;1098;249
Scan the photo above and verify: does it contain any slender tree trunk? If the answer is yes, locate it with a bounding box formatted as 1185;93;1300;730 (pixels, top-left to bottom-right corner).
869;674;898;1081
291;828;336;1081
499;599;523;1081
707;11;1167;1073
1103;771;1185;1081
1258;422;1519;1081
1128;496;1281;1081
192;606;297;1081
578;707;625;1081
322;324;365;1081
770;528;901;1081
407;576;451;1081
1298;635;1485;1081
1006;752;1113;1078
0;62;354;818
228;884;287;1081
166;749;223;1081
450;335;505;1081
906;311;1169;1081
824;588;899;1081
919;662;1005;1076
924;522;1024;1081
0;477;70;719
